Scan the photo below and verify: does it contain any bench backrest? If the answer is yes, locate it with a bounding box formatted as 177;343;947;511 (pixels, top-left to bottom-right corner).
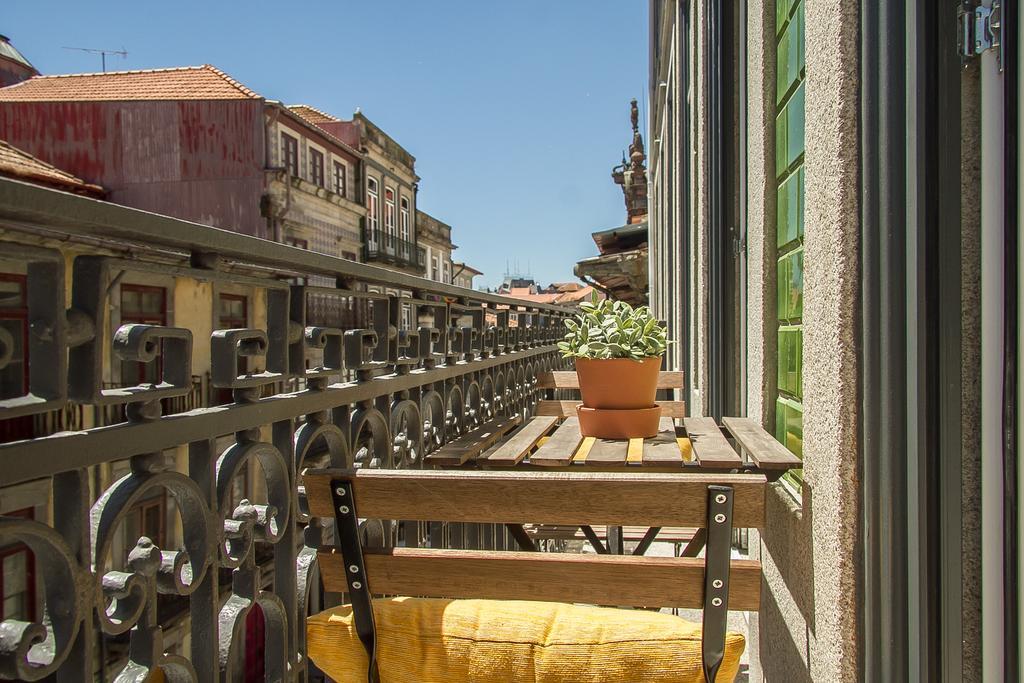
304;468;764;611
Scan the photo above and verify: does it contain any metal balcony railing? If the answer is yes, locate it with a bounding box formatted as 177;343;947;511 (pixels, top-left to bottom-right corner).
0;177;570;681
363;228;427;271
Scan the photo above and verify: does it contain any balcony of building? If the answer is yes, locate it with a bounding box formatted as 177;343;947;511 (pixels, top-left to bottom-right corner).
0;175;798;681
362;227;426;273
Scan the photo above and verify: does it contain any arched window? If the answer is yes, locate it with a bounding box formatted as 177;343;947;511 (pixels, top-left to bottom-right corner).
366;178;379;246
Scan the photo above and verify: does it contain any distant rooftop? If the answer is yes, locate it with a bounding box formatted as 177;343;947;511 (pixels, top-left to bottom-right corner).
0;139;103;196
453;261;484;277
288;104;341;125
0;65;261;101
0;35;36;73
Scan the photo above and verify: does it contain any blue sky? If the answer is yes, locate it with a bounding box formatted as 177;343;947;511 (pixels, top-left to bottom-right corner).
4;1;648;288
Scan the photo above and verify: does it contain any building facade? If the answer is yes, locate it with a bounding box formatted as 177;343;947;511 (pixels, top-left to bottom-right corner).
417;209;455;284
646;0;1009;680
352;113;423;275
576;99;650;306
452;261;483;290
298;109;426;276
0;67;368;268
266;104;364;266
0;66;271;238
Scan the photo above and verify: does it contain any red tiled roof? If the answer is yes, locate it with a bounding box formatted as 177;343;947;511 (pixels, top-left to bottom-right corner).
0;65;261;101
0;139;103;195
288;104;340;125
556;286;599;303
505;285;602;306
453;262;484;277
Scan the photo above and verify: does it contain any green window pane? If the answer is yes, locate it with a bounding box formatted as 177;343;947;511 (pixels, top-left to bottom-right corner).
775;396;804;458
777;167;804;247
799;165;806;238
776;0;800;36
776;1;805;104
775;82;805;178
778;327;803;398
777;249;804;321
798;3;805;83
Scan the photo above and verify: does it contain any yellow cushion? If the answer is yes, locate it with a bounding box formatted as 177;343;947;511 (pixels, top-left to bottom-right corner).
307;597;745;682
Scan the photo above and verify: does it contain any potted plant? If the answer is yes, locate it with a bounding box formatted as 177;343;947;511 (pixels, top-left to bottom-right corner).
557;293;668;438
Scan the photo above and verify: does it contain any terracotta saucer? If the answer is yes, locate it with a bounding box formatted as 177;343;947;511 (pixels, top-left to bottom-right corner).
576;405;662;439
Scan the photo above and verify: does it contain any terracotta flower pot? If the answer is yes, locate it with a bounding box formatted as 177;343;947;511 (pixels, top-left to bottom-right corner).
575;357;662;410
574;357;663;439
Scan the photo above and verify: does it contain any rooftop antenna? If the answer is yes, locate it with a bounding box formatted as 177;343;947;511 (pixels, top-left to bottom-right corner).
62;46;128;72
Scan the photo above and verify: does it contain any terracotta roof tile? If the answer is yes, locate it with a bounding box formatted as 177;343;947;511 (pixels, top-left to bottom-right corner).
0;140;103;195
555;286;598;303
288;104;340;125
0;65;261;102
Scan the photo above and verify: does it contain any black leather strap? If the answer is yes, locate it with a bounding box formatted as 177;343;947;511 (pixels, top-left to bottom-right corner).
701;485;734;682
331;479;379;683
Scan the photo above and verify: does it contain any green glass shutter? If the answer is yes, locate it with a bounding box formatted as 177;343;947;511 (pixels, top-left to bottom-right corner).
775;0;805;479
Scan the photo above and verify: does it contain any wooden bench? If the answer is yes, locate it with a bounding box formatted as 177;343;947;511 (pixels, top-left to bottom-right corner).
304;468;765;682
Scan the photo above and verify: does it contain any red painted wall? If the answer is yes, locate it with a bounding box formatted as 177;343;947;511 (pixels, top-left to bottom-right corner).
0;99;269;238
317;120;361;150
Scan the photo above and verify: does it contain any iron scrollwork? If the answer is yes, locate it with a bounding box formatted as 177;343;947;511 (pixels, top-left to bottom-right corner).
0;209;571;681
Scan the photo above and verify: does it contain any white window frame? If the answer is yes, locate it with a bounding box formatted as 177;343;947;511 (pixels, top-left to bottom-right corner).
399;197;410;243
384;187;397;250
366;177;379;247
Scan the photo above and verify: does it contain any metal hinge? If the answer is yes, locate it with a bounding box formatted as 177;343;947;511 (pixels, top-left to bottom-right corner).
958;0;1002;70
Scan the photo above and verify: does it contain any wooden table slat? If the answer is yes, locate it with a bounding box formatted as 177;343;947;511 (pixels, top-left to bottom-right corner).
535;400;686;419
572;436;597;463
529;417;583;467
642;418;685;465
683;417;742;467
585;436;630;465
536;370;684;390
626;438;645;463
424;416;521;466
484;416;558;466
722;416;802;469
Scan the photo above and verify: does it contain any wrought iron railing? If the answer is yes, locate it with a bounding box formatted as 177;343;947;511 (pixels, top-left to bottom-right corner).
363;228;427;270
0;177;569;681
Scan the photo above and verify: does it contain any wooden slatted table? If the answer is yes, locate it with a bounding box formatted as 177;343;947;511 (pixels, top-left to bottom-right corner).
435;413;800;480
425;370;801;558
427;411;800;557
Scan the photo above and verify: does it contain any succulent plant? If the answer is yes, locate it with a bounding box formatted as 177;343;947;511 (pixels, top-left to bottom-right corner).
558;292;668;360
